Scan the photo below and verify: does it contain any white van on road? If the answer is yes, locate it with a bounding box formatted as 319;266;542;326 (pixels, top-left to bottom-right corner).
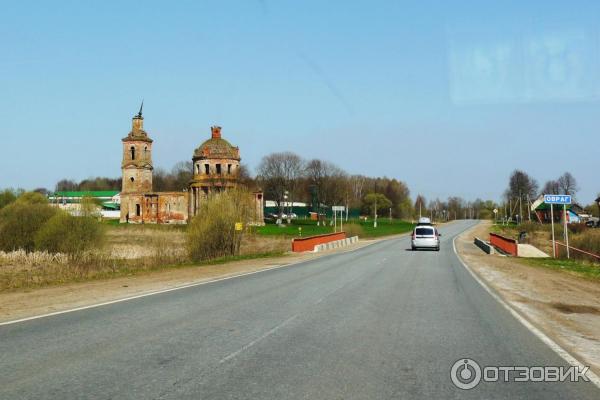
411;225;441;251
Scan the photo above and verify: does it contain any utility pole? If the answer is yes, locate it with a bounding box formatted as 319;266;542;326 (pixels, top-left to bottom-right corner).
374;199;378;228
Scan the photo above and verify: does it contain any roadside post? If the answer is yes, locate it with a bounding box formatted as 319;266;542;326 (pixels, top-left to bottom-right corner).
564;204;570;259
332;206;345;233
543;194;572;259
493;208;498;224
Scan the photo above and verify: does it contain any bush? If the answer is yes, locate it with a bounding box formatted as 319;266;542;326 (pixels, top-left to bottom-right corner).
343;223;364;238
0;199;57;252
187;189;256;261
35;212;104;256
0;189;19;209
568;223;587;235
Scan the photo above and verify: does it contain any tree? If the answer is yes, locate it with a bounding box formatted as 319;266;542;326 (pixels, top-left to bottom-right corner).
35;211;104;256
0;189;20;210
384;179;411;218
505;170;538;221
304;159;348;212
541;180;560;195
362;193;392;217
447;196;465;220
257;152;305;216
414;194;427;217
0;192;57;252
557;172;578;196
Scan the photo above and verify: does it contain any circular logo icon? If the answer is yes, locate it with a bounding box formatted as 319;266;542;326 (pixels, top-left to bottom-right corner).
450;358;482;390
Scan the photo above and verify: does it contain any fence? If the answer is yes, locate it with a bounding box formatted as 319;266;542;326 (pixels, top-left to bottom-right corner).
552;241;600;263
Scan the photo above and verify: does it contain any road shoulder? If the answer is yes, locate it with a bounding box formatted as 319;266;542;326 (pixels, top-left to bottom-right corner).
455;220;600;378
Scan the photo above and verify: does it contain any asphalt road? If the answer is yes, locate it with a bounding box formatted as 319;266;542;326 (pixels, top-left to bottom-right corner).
1;220;598;399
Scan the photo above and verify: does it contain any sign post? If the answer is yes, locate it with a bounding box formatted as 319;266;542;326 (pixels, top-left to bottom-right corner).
550;204;555;258
543;194;572;259
563;204;570;259
332;206;346;233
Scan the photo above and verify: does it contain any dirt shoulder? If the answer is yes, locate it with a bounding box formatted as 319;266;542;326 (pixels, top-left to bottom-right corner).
0;236;391;324
455;220;600;376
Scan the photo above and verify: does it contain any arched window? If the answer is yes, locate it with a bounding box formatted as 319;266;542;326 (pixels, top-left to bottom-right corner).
130;177;135;183
204;164;210;174
130;146;136;160
144;146;148;158
196;164;200;174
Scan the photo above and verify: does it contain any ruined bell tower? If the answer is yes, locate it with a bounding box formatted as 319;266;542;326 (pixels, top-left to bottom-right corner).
121;104;153;194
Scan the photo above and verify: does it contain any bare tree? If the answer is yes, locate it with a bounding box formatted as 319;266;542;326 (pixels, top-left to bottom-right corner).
414;194;427;218
505;170;538;221
557;172;578;196
541;180;560;195
305;159;348;215
257;152;305;217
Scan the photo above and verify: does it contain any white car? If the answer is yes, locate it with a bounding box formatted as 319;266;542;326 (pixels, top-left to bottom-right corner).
411;225;441;251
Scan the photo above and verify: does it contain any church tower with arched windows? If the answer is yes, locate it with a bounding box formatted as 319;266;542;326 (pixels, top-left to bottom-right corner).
118;106;262;225
121;105;153;194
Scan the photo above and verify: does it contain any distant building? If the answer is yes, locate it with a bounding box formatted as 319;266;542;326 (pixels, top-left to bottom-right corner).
119;109;263;224
48;190;121;218
530;195;585;223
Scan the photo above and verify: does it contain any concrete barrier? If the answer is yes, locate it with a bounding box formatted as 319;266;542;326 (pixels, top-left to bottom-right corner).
291;232;347;252
314;236;359;252
489;233;518;256
474;237;495;254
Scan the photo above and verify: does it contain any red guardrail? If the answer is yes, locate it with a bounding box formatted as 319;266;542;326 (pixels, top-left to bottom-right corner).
552;241;600;263
292;232;347;252
489;233;518;256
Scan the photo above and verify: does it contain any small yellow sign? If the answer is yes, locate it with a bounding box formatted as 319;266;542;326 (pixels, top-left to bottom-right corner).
235;222;243;231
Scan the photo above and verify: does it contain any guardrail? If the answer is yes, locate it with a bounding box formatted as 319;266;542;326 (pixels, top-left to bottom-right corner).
314;236;359;252
291;232;347;252
474;237;495;254
489;233;518;256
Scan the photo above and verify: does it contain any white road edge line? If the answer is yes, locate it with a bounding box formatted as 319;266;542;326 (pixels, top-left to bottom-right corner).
219;315;298;363
0;233;401;327
452;232;600;389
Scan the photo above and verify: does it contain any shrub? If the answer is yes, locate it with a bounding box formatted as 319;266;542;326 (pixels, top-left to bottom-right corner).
343;223;364;238
0;188;19;209
0;199;57;252
35;212;105;256
568;223;587;235
187;189;256;261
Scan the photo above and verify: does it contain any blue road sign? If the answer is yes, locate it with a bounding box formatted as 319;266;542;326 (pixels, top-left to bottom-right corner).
544;194;572;205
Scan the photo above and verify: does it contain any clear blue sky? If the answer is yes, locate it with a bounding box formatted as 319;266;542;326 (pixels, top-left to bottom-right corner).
1;0;599;204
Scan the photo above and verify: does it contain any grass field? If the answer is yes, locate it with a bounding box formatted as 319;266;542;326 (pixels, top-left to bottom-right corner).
256;218;415;239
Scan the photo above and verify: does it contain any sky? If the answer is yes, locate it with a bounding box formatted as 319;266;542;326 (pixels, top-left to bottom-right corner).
1;0;599;204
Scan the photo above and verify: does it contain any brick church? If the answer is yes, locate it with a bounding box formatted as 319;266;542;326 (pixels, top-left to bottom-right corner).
119;108;263;224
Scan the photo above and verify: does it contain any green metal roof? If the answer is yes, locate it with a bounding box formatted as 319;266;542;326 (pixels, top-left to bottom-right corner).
51;191;120;198
101;201;120;210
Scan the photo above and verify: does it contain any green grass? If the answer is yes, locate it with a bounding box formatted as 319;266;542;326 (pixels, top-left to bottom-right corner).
521;257;600;281
256;218;415;239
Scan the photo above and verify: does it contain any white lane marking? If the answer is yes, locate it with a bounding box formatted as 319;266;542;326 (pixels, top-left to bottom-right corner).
452;233;600;389
219;315;298;363
0;233;405;327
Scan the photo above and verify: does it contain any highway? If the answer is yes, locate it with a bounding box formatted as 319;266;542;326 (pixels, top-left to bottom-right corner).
1;220;598;399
